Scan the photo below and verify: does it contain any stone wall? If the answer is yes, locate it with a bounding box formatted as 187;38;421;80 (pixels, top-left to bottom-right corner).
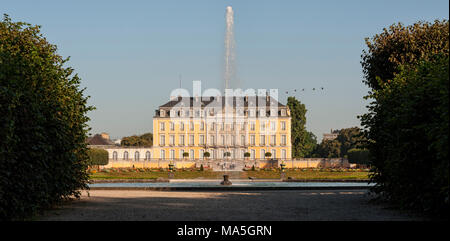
100;158;349;170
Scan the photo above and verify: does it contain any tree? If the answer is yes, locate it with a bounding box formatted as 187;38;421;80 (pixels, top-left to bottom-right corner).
0;15;93;220
264;152;272;159
87;148;109;168
360;19;449;216
361;20;449;90
316;140;341;158
303;131;318;157
336;127;364;157
347;148;370;165
121;133;153;147
203;151;210;159
287;96;310;158
244;152;251;159
182;152;189;158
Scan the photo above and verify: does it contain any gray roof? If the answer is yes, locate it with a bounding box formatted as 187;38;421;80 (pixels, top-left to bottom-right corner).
159;96;286;109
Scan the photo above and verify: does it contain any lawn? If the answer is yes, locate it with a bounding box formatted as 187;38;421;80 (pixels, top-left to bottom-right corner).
90;168;370;180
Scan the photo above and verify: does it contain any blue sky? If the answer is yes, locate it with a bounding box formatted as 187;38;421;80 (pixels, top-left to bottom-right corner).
2;0;449;140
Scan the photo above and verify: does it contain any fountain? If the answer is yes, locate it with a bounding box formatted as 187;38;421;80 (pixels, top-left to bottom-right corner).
220;174;232;186
224;5;237;89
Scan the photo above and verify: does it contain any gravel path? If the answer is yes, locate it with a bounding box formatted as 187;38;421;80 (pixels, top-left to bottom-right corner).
39;189;424;221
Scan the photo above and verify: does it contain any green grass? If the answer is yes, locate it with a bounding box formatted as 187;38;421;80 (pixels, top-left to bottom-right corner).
90;168;370;180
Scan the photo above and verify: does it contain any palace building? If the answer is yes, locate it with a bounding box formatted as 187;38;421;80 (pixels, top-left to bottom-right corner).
152;94;292;161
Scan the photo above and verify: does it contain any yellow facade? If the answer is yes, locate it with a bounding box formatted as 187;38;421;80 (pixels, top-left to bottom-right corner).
152;98;292;161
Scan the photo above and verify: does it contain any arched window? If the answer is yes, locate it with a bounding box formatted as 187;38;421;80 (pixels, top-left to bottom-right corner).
113;151;118;160
145;151;151;160
135;151;140;161
123;151;129;160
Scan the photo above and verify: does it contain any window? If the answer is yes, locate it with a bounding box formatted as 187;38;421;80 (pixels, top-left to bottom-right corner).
180;149;185;159
189;135;195;145
260;122;265;131
190;122;194;131
282;149;287;159
190;150;195;160
160;122;165;131
241;122;246;131
200;150;204;159
260;149;265;159
271;122;276;131
281;121;286;130
170;150;175;160
241;149;245;159
135;151;140;161
259;109;265;117
210;135;215;145
251;149;255;159
271;149;276;158
220;135;225;145
250;122;255;131
160;135;165;146
113;151;118;160
170;122;175;131
179;135;185;146
170;135;175;145
232;135;236;146
241;135;245;145
123;151;129;160
160;150;165;160
220;122;224;131
260;135;265;145
270;135;276;145
199;135;205;145
281;135;286;145
145;151;151;160
180;122;184;131
200;121;204;130
250;135;255;145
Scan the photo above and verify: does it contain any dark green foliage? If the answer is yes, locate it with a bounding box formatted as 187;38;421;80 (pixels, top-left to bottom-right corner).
361;20;449;216
287;96;317;157
315;140;341;158
265;152;272;158
203;151;210;158
336;127;365;157
182;152;189;158
87;148;109;166
347;149;370;165
361;20;449;90
0;15;93;220
244;152;251;158
121;133;153;147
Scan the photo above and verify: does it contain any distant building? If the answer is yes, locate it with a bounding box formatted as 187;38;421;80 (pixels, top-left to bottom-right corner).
153;94;292;161
323;129;340;141
87;133;115;148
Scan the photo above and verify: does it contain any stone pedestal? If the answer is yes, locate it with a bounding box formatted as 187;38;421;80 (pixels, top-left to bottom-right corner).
168;172;174;179
220;175;232;185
